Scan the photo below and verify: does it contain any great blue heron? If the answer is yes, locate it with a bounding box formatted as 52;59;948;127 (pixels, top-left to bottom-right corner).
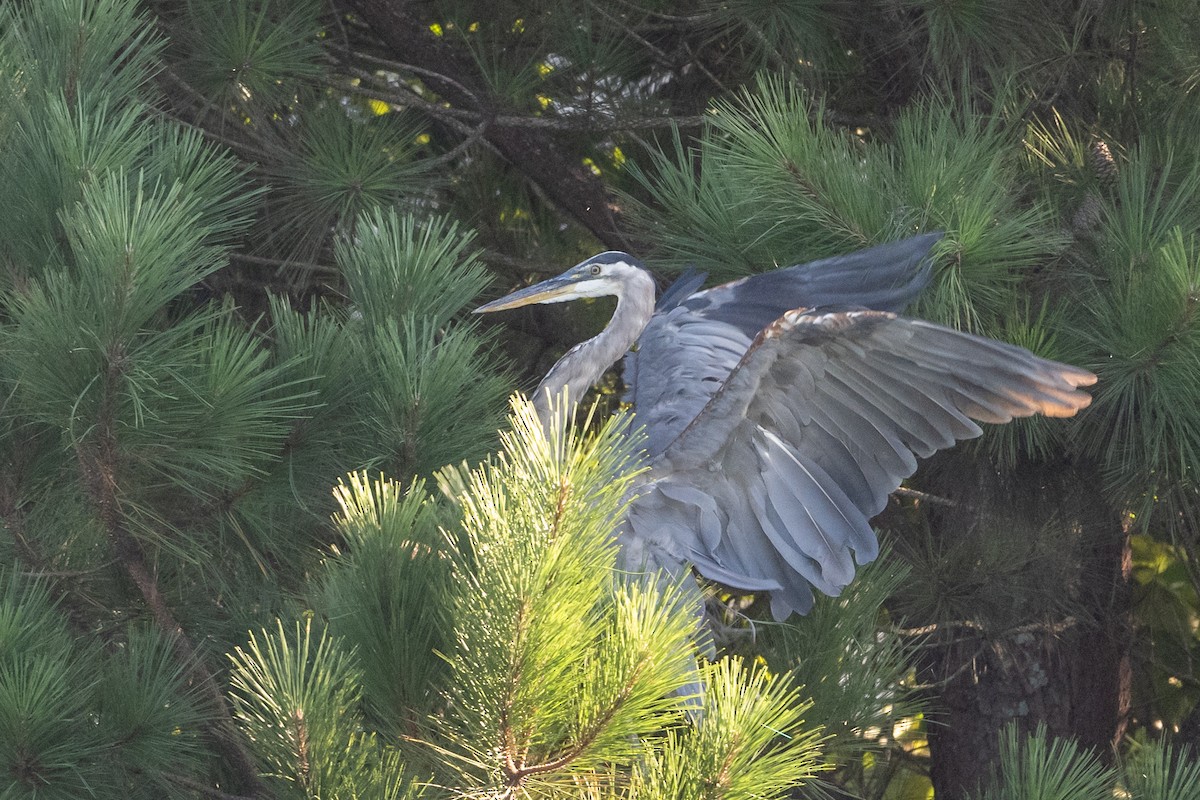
475;234;1096;619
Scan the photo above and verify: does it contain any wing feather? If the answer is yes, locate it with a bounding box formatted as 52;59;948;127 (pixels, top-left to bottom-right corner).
832;358;959;454
624;234;943;456
853;350;983;438
818;373;923;474
655;482;723;551
760;427;875;565
627;308;1096;619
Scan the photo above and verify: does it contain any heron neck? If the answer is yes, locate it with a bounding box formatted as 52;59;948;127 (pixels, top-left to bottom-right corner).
533;273;656;420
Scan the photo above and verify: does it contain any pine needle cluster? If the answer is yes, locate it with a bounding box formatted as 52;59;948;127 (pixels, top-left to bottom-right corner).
230;399;828;798
973;724;1200;800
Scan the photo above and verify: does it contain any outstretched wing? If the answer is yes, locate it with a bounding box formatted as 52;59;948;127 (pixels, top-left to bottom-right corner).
623;308;1096;619
624;233;941;456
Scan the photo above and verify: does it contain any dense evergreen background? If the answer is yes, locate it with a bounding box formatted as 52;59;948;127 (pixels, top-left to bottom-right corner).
2;0;1200;797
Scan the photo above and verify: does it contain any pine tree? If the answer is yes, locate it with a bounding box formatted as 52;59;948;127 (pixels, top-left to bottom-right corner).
0;0;504;793
227;401;827;798
7;0;1200;796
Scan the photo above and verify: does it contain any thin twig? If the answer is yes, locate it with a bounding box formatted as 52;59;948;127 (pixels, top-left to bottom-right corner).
343;65;706;131
425;118;491;166
608;0;717;25
684;41;736;97
481;249;566;275
0;464;109;637
18;561;117;578
894;615;1079;639
906;644;988;691
324;0;351;50
584;0;676;68
228;251;337;275
892;485;961;508
339;73;478;124
159;113;280;164
490;110;707;131
156;69;278;163
327;45;482;104
158;68;272;153
340;80;508;164
739;19;788;73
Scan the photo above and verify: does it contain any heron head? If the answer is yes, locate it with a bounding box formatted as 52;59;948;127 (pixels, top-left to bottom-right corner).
473;251;646;313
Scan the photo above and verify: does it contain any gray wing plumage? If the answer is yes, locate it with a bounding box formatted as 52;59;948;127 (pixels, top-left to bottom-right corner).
667;232;942;336
656;267;708;312
624;308;1096;619
624;233;941;456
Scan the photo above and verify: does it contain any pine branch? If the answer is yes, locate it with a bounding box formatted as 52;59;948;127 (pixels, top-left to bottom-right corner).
323;0;353;51
1;464;103;637
75;344;264;795
606;0;717;25
1;468;41;570
227;250;336;274
493;479;652;789
155;68;279;164
892;486;962;508
329;47;485;105
504;662;646;785
340;61;706;132
682;40;737;97
338;0;637;251
427;119;492;166
582;0;677;70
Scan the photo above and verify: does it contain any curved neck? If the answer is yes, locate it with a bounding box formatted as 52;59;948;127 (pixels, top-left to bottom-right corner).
533;270;656;421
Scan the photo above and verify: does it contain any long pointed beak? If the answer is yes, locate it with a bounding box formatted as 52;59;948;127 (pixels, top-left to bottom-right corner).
473;274;581;313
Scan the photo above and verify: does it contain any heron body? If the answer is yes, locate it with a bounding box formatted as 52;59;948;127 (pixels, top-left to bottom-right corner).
475;235;1096;619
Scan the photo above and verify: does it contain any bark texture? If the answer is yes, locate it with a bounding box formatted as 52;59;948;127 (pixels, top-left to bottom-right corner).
905;459;1131;798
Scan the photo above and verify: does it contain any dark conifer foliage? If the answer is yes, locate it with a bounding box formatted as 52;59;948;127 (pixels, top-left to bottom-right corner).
3;0;1200;796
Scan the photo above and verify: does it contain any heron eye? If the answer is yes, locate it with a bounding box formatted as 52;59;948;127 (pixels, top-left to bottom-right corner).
589;264;602;276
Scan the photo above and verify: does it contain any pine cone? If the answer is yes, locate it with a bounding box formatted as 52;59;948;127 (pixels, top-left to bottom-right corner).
1091;140;1117;186
1071;191;1104;234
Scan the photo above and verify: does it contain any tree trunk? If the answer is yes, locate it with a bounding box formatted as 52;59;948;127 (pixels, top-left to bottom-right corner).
903;459;1131;798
